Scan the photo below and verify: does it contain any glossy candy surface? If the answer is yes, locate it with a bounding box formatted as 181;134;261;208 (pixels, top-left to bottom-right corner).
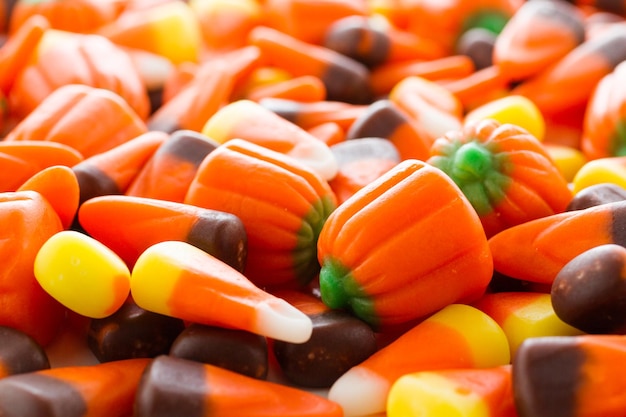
34;230;131;319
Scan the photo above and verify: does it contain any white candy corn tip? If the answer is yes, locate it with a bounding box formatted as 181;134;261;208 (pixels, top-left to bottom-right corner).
255;298;313;344
290;140;339;181
328;366;390;417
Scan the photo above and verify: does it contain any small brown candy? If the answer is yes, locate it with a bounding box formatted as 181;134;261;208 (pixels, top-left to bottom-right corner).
169;324;269;380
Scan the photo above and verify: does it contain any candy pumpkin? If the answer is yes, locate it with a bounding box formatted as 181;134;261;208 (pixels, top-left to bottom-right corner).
9;28;150;120
581;60;626;160
317;159;492;329
428;119;573;238
184;139;337;289
5;84;148;158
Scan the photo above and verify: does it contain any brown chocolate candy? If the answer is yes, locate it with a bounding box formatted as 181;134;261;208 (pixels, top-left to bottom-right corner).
87;300;185;362
273;310;378;388
169;324;268;379
551;243;626;334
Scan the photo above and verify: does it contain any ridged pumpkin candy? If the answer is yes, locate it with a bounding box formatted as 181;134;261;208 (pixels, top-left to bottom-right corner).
317;159;492;329
428;118;572;238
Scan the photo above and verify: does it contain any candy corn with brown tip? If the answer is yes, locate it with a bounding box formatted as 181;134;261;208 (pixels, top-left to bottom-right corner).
134;355;343;417
78;194;247;271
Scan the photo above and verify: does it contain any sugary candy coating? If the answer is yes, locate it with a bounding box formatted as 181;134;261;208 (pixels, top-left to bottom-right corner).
34;230;131;319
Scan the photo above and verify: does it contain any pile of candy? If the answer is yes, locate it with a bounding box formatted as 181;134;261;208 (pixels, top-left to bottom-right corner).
2;0;626;415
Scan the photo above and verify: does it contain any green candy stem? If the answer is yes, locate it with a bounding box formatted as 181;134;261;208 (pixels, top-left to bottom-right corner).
450;141;494;184
319;258;352;310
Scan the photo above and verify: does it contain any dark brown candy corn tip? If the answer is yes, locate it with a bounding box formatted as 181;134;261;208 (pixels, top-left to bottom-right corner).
566;183;626;211
0;325;50;377
513;337;583;417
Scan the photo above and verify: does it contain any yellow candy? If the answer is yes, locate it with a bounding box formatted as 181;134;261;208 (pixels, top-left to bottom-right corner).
387;366;514;417
34;230;130;318
494;293;583;358
464;95;545;141
571;156;626;194
543;143;587;183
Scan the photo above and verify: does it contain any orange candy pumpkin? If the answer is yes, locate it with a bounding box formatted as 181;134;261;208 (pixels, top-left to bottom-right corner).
5;84;148;158
428;119;573;237
317;159;492;329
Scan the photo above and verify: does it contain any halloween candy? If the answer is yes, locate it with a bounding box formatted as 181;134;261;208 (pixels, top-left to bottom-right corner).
97;0;202;65
169;323;269;380
33;230;131;319
16;165;80;230
428;119;573;238
0;358;150;417
513;335;626;417
551;244;626;334
248;25;372;104
134;355;343;417
328;137;401;205
581;60;626;160
5;83;148;158
8;0;118;34
318;159;492;328
512;23;626;116
492;0;586;82
130;240;313;344
271;289;378;388
0;140;83;193
345;99;432;161
566;183;626;211
489;200;626;284
88;299;184;363
571;155;626;193
0;190;65;347
322;15;447;68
